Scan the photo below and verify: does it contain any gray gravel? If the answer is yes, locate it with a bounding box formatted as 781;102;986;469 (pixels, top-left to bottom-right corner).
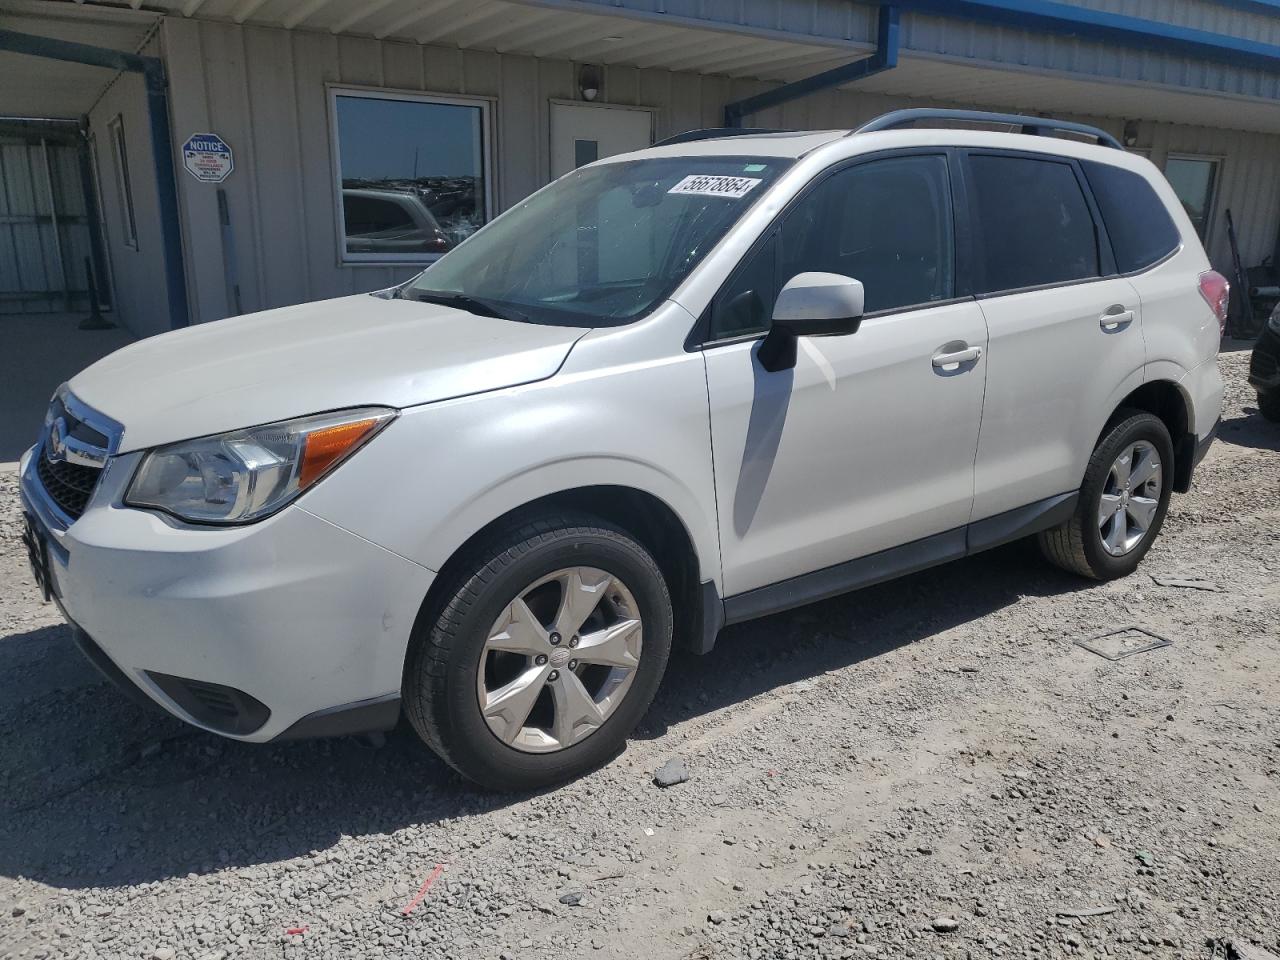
1;346;1277;960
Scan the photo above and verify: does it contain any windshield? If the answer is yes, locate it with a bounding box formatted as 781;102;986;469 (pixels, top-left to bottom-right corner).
403;156;791;326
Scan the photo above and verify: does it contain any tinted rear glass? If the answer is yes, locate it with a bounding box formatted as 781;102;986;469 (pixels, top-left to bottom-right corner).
968;154;1099;294
1082;160;1182;273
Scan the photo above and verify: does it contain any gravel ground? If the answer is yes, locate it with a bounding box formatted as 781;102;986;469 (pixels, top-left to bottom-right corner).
1;347;1277;960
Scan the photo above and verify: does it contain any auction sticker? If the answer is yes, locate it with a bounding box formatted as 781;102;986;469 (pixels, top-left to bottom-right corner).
668;174;762;199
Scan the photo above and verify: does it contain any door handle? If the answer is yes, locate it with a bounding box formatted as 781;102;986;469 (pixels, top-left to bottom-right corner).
932;345;983;368
1100;306;1135;331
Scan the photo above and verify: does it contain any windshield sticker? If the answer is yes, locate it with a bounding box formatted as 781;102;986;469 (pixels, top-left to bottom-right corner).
668;174;762;199
743;163;767;172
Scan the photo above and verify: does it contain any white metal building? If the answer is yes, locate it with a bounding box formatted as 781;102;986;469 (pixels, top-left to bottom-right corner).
1;0;1279;338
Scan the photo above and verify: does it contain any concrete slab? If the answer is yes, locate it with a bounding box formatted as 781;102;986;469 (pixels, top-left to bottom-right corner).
0;312;135;461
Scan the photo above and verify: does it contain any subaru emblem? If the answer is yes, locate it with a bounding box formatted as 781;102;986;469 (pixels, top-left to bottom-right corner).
46;417;68;464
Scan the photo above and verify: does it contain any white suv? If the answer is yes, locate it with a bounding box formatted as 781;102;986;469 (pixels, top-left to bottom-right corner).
20;110;1224;790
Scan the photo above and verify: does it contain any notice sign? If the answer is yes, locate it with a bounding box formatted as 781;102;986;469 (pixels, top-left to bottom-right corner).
667;174;761;199
182;133;234;183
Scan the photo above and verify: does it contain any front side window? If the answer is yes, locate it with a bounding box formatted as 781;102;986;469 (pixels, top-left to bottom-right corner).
780;154;954;315
405;157;790;327
968;154;1099;294
331;89;490;262
1163;156;1218;241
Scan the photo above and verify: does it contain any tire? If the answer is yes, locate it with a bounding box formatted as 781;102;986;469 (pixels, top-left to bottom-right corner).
1038;409;1175;581
1260;390;1280;423
403;512;672;791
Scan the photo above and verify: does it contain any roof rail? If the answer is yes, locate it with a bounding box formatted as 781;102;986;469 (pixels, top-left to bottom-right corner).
854;109;1123;150
652;127;786;147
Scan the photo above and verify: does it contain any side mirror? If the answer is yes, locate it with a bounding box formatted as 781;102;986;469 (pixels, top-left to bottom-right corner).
759;272;865;372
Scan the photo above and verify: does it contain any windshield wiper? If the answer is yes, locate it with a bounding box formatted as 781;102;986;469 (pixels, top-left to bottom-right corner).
399;288;528;323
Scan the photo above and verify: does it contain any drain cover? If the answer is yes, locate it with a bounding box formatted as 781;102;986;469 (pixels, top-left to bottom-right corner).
1074;625;1173;661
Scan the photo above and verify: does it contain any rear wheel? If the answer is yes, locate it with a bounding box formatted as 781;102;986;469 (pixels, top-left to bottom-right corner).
1038;410;1174;580
1259;390;1280;423
403;514;672;791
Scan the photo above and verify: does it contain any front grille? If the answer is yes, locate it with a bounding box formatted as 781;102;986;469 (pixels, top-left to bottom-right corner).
35;447;101;520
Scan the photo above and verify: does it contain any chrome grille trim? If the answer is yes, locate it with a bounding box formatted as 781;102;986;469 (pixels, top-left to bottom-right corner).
23;386;124;530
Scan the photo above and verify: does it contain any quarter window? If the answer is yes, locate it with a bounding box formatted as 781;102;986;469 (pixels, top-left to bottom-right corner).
330;88;492;263
709;233;778;340
780;155;954;315
1082;161;1181;273
968;154;1099;294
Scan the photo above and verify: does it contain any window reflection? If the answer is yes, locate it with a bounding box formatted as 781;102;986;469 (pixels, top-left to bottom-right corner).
333;92;488;259
1164;157;1218;241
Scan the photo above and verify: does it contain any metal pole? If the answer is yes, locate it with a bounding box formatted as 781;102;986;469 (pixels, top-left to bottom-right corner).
39;137;72;313
144;63;191;329
76;122;112;313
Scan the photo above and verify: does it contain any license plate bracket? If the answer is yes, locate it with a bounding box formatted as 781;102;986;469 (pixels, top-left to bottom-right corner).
21;513;53;602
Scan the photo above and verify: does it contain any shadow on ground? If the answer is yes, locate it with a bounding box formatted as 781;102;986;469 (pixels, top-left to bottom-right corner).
1217;409;1280;452
0;538;1084;890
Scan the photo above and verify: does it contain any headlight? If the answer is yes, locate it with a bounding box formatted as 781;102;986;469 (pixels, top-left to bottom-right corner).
125;408;395;524
1269;304;1280;333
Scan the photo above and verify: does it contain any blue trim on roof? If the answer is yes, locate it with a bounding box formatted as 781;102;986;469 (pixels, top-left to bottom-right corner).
883;0;1280;72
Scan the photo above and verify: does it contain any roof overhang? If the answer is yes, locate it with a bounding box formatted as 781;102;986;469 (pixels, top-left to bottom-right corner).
0;4;160;117
2;0;1279;134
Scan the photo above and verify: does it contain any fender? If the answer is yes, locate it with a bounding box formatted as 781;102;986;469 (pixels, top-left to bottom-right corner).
400;454;721;589
299;341;724;593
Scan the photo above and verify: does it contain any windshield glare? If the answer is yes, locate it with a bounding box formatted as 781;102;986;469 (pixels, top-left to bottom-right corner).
405;156;790;326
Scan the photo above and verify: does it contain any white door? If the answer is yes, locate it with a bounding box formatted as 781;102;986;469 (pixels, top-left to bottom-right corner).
704;154;989;597
550;103;653;179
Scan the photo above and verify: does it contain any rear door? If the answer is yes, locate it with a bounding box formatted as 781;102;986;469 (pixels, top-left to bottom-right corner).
963;150;1146;521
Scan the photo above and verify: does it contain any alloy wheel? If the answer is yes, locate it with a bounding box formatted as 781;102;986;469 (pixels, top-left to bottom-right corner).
1097;439;1162;556
476;567;643;753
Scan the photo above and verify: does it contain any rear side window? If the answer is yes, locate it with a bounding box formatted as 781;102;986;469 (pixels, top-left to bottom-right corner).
1082;161;1181;273
968;154;1099;294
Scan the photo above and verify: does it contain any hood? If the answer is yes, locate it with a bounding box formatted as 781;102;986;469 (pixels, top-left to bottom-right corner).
70;294;587;453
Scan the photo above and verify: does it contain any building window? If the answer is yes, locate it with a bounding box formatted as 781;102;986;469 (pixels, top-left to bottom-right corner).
107;115;137;249
1163;156;1219;242
329;87;492;264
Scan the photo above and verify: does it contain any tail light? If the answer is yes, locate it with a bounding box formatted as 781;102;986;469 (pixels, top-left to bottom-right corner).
1198;270;1230;335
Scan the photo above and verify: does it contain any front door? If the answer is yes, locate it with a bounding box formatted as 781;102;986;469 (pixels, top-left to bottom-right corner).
704;153;990;598
549;102;653;179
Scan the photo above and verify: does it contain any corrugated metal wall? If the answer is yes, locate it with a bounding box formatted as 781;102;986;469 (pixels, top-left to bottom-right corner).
901;12;1280;101
504;0;1280;101
0;136;93;315
1060;0;1280;46
154;17;1280;330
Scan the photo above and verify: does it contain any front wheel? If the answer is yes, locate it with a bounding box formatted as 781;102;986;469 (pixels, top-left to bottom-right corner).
1038;410;1174;580
403;513;672;791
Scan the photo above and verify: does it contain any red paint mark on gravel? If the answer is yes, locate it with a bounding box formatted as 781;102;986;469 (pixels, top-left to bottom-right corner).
401;864;445;915
285;925;309;936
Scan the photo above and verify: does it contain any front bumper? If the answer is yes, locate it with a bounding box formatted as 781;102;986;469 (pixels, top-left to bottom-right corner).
19;445;434;742
1249;324;1280;393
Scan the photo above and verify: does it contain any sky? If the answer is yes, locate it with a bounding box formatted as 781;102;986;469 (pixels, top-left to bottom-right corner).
336;95;482;181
